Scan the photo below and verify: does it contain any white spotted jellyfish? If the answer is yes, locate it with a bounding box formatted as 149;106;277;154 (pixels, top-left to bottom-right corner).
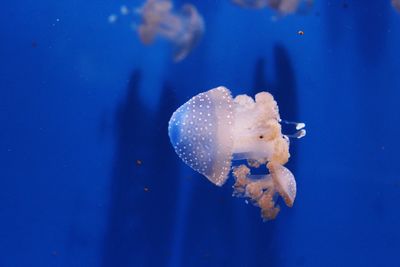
168;86;306;221
109;0;204;62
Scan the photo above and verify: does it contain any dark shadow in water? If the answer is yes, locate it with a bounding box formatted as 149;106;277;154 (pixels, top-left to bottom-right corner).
324;1;389;64
253;44;299;171
179;175;237;266
253;57;269;91
245;44;298;266
323;1;352;45
102;46;299;266
353;1;390;64
102;70;179;267
271;44;298;171
271;45;299;122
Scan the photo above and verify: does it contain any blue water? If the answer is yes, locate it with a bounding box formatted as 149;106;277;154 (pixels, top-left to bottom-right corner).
1;0;400;266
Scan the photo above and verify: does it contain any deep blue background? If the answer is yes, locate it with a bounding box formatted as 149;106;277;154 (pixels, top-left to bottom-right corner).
1;0;400;266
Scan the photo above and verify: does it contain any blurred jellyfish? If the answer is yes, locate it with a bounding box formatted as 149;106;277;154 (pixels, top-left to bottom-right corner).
109;0;204;61
232;0;313;15
168;86;306;221
393;0;400;12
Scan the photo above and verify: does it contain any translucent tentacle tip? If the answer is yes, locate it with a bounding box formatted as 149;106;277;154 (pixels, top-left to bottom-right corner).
282;120;306;139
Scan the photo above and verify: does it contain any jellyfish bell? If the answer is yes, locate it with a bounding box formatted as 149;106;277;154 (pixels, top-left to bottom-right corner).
168;86;305;220
268;161;296;207
168;87;234;186
172;4;205;62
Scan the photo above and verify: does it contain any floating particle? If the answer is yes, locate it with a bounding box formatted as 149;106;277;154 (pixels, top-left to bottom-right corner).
120;5;130;15
298;30;304;35
136;159;142;166
168;86;306;220
108;14;118;23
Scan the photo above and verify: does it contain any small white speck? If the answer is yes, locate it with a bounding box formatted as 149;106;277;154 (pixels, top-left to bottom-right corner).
120;5;129;15
108;14;118;23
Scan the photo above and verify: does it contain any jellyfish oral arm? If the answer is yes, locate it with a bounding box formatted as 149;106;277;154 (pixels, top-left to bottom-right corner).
157;15;184;40
230;92;289;164
232;162;296;221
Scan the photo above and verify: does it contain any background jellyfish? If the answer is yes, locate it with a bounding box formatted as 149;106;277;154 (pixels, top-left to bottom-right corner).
168;86;305;220
232;0;313;15
109;0;204;61
393;0;400;12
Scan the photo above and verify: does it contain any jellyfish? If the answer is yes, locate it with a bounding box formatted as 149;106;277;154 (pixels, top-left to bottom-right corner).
168;86;305;220
232;0;313;15
109;0;204;61
393;0;400;12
